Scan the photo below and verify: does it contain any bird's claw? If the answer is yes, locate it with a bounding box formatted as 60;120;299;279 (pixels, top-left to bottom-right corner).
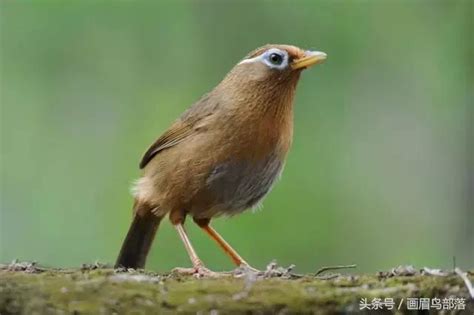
172;266;226;278
240;264;260;273
233;263;261;277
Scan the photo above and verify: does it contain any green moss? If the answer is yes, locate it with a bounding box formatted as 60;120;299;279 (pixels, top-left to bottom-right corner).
1;265;473;314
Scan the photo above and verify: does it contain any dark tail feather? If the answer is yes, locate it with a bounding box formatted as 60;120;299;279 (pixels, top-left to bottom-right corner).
115;211;162;269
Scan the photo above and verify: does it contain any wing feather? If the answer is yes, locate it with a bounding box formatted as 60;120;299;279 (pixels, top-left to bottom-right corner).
139;94;218;169
139;121;195;169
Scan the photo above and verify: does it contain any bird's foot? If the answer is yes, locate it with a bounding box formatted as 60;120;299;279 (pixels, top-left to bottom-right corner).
234;263;261;277
240;264;260;273
172;266;229;278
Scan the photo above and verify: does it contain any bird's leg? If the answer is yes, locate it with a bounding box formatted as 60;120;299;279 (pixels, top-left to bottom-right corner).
172;222;222;277
174;223;203;269
194;218;259;272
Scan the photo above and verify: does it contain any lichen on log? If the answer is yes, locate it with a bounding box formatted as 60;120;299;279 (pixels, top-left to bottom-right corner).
0;262;473;314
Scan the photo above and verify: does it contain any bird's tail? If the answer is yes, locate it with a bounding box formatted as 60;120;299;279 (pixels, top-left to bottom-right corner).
115;202;162;269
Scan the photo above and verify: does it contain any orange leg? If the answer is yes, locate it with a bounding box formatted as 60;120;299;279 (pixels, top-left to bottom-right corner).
173;223;223;277
195;219;258;271
174;223;204;269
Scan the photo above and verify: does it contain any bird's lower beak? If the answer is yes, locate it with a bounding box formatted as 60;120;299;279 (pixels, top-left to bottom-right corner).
291;51;327;70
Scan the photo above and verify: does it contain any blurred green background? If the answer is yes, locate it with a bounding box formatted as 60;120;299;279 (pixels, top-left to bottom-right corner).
1;0;472;273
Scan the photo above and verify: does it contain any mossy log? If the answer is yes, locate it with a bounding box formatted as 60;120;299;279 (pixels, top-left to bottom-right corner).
1;262;473;314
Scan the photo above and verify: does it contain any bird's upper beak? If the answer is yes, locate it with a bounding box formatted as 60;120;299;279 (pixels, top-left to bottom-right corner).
291;51;327;70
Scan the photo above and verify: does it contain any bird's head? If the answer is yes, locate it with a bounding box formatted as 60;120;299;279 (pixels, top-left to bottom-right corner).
239;44;326;73
216;44;326;109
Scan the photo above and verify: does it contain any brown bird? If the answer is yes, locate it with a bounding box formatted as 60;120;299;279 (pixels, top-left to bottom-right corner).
115;44;327;275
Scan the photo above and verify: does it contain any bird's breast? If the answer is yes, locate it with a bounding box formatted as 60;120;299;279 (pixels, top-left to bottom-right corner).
189;111;293;218
192;152;284;217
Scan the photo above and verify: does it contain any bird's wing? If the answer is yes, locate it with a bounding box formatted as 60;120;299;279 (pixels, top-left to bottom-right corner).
139;94;218;169
139;121;193;169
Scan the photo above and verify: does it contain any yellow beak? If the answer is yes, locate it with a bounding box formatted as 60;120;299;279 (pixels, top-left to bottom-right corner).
291;51;327;70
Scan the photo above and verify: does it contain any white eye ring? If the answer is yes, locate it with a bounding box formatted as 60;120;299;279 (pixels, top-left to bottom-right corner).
238;48;289;70
262;49;288;70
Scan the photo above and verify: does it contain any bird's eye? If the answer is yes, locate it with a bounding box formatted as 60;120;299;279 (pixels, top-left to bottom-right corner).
268;53;283;65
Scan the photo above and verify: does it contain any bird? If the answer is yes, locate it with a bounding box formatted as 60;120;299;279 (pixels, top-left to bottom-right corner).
115;44;327;276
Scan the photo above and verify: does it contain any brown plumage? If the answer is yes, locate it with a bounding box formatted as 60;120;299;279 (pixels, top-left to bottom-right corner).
116;44;327;274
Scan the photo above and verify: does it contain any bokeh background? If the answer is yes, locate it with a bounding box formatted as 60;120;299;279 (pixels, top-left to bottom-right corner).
1;0;472;273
